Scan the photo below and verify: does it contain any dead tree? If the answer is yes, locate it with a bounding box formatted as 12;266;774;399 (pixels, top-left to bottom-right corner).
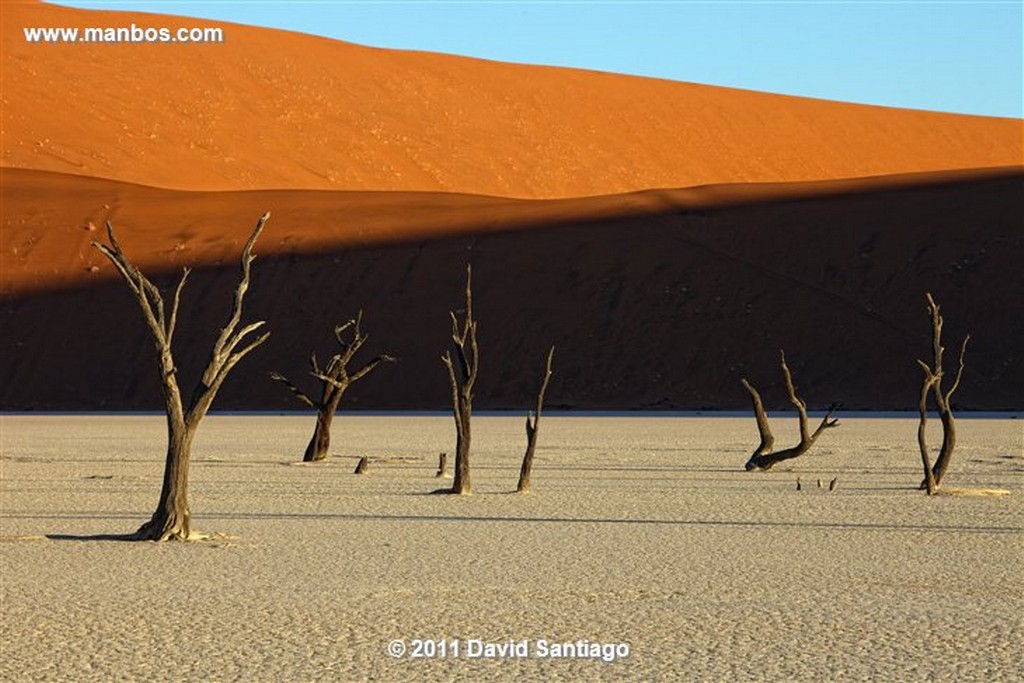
742;350;840;471
441;264;479;495
517;346;555;493
435;452;449;478
92;213;271;541
916;293;969;492
353;456;369;474
270;312;393;462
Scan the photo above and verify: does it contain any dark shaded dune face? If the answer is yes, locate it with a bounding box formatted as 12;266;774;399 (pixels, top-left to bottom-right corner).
2;170;1021;411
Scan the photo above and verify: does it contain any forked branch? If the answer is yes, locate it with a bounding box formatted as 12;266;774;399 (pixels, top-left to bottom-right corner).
744;350;840;471
190;213;272;423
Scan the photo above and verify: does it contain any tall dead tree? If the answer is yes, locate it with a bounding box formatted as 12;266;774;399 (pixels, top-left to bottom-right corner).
517;346;554;493
270;312;394;462
93;213;271;540
742;350;840;471
441;264;479;495
916;293;969;492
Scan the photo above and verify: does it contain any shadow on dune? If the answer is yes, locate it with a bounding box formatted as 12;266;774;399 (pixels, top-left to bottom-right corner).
2;168;1021;411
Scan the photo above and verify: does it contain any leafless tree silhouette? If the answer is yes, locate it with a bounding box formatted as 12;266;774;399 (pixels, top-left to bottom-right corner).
517;346;554;493
441;264;479;495
916;293;969;493
271;312;393;462
92;213;271;540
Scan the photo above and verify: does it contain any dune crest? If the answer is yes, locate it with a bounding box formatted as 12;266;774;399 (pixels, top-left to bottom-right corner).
3;2;1021;198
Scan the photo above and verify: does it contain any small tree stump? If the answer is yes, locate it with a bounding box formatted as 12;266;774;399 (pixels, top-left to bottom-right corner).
354;457;369;474
435;452;449;478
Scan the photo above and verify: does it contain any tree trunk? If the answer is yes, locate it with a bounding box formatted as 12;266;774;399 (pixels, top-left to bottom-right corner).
303;408;335;462
917;371;938;495
452;398;472;494
435;452;449;478
135;417;195;540
517;416;538;494
931;407;957;487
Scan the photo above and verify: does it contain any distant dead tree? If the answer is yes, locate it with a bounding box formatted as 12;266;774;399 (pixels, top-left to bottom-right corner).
93;213;271;541
742;350;840;471
517;346;555;493
270;312;393;462
441;264;479;495
916;293;969;494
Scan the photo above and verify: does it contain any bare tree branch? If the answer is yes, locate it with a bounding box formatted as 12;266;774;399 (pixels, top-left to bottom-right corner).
740;377;774;457
944;335;970;405
166;267;191;347
778;349;811;445
442;351;462;428
350;354;397;383
209;212;270;372
269;372;316;408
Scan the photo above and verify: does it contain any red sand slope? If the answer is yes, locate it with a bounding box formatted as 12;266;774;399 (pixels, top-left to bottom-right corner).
3;2;1021;197
3;3;1022;410
2;167;1021;410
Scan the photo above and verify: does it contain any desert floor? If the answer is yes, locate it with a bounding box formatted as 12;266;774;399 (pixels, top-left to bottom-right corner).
1;414;1021;681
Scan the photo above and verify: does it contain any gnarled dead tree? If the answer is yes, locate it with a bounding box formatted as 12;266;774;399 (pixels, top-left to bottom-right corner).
517;346;554;493
441;264;479;495
270;312;394;462
742;350;840;471
92;213;271;541
916;293;969;493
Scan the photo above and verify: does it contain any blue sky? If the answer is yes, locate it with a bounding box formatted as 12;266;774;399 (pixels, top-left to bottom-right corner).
59;1;1023;118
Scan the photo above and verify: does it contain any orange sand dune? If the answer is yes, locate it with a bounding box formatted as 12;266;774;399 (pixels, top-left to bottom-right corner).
3;2;1021;198
2;167;1021;410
